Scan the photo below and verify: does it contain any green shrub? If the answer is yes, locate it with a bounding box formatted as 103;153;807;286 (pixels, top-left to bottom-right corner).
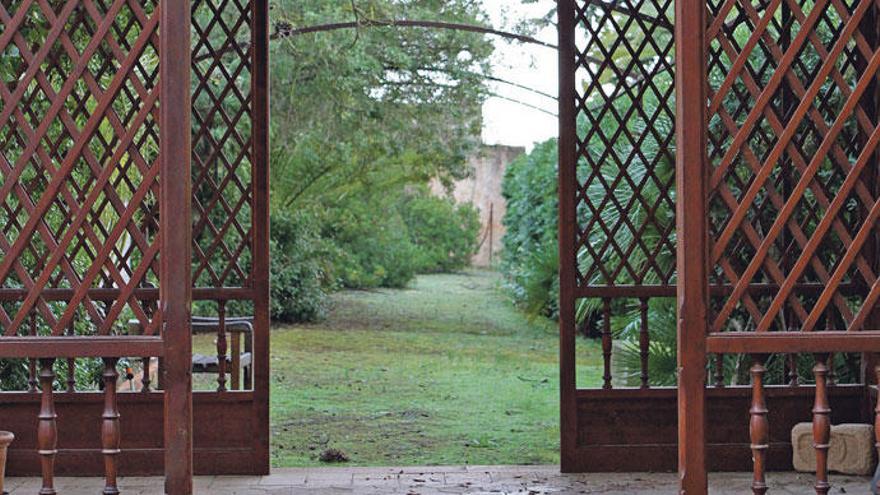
500;139;559;318
324;198;421;289
0;357;123;392
400;193;481;273
270;210;332;323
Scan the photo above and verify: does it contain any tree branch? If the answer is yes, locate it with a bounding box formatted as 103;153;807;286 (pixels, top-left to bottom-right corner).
194;19;567;64
276;19;558;49
489;93;557;117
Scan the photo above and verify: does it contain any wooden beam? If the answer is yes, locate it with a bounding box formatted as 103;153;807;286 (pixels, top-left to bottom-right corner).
250;0;272;476
556;0;579;473
161;0;193;490
0;337;164;358
707;332;880;353
675;0;709;493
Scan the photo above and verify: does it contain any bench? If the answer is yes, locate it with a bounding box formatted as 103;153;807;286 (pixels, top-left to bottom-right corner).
128;316;253;390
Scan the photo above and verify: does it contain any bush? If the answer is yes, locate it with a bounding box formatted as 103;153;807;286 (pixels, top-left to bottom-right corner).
500;139;559;318
399;193;481;273
270;210;332;323
323;198;421;289
0;357;123;392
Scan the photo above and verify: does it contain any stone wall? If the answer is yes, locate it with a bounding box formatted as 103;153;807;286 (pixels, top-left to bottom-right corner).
432;144;524;268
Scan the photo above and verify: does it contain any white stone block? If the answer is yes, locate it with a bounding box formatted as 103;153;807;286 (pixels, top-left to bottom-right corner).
791;423;875;476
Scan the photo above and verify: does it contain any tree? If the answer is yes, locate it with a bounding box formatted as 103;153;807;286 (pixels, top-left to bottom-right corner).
269;0;496;210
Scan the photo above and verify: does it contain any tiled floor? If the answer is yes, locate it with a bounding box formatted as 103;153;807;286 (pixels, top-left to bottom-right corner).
4;466;871;494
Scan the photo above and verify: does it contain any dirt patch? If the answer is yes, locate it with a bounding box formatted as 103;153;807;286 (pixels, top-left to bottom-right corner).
319;448;350;463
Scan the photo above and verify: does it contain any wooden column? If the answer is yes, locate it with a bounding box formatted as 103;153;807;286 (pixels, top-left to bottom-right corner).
675;0;709;492
37;358;57;495
101;358;121;495
161;0;193;490
251;0;272;475
749;356;768;495
812;355;831;495
556;0;579;472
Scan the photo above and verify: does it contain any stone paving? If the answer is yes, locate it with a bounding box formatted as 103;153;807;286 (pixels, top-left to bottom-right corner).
4;465;872;494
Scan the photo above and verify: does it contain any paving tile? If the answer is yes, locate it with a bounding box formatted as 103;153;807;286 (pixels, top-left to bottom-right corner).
4;467;875;494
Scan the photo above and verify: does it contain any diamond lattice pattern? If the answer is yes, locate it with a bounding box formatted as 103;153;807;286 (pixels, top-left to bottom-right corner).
191;0;254;290
573;0;676;288
707;0;880;332
0;0;161;336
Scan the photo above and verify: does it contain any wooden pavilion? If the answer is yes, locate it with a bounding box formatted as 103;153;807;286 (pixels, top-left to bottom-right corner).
0;0;878;494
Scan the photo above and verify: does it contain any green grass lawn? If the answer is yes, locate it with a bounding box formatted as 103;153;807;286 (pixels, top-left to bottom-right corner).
260;270;602;467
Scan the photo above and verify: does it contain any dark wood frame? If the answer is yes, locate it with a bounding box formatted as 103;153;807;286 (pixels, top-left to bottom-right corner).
559;3;880;493
0;0;270;491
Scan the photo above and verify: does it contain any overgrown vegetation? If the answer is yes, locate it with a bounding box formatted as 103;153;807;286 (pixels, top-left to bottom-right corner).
499;5;864;387
266;0;492;321
500;139;559;320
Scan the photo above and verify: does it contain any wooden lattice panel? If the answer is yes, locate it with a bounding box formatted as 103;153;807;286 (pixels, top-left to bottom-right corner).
191;0;254;290
573;0;676;288
707;1;880;332
0;0;162;336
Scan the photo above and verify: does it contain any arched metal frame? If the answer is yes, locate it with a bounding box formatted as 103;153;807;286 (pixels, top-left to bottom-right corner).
0;0;270;489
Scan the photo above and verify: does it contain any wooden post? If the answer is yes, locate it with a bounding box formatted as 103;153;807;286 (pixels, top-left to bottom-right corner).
556;0;578;472
675;0;709;492
749;356;769;495
161;0;193;490
251;0;272;475
38;358;57;495
813;355;832;495
101;358;121;495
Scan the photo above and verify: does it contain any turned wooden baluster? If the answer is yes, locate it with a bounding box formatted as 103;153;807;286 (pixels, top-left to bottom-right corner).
142;300;153;393
157;357;164;390
812;355;831;495
141;356;151;392
232;331;242;390
823;319;835;387
28;314;37;393
217;300;228;392
601;298;612;390
749;355;768;495
638;298;649;388
874;364;880;494
38;358;57;495
66;324;75;393
101;358;121;495
787;353;799;386
714;353;725;388
825;353;836;387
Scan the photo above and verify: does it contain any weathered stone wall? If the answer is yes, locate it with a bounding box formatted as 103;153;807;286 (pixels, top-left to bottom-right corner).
432;144;524;267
